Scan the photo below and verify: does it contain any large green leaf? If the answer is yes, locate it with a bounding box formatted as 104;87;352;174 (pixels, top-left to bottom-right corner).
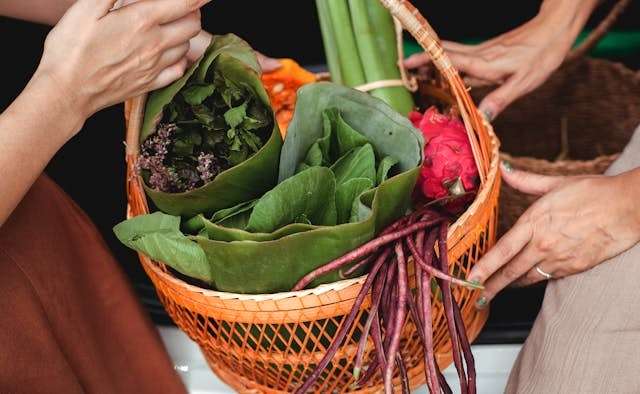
246;167;337;232
194;34;261;83
300;113;332;168
330;143;376;186
201;219;316;243
336;178;373;223
184;167;338;239
377;155;399;184
140;34;282;217
196;166;418;293
327;107;369;158
113;212;212;283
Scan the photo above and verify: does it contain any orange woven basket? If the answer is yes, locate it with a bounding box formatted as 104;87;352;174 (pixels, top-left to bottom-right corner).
123;1;500;392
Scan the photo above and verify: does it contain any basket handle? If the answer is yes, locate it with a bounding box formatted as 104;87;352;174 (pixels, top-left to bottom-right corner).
378;0;492;183
565;0;631;63
124;94;150;216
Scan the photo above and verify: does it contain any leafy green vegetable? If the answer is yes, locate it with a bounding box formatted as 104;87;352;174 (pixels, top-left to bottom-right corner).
279;83;422;182
113;212;211;283
139;34;282;217
246;167;337;232
330;144;376;186
224;102;248;128
336;177;373;223
181;84;215;106
377;155;399;184
116;82;423;294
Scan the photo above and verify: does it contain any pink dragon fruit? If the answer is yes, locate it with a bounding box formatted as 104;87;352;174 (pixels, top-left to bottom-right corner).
410;107;479;210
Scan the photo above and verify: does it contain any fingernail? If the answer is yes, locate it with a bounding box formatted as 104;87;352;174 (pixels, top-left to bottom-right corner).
475;296;488;309
502;161;513;172
480;109;493;123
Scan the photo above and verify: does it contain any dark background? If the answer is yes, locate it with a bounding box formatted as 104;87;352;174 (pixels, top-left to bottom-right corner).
1;0;638;342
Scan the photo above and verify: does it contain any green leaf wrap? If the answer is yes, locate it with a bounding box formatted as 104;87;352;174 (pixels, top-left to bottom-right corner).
140;34;282;217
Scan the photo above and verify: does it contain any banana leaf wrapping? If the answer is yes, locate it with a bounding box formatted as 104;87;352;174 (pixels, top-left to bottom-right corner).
115;83;423;294
140;34;282;217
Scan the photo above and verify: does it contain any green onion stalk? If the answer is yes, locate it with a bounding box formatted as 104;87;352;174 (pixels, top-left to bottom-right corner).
316;0;415;115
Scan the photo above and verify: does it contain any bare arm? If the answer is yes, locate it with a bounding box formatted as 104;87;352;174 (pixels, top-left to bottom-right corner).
405;0;600;120
0;0;76;25
0;0;207;225
0;74;83;225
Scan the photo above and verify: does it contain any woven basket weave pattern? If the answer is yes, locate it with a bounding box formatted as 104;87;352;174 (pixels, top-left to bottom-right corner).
471;58;640;235
135;167;499;392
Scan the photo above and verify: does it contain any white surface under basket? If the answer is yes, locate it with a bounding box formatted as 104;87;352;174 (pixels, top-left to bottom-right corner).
159;326;521;394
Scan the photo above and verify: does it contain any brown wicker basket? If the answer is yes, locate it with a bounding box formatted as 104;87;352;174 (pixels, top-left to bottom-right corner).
469;0;638;235
473;58;640;235
123;1;501;392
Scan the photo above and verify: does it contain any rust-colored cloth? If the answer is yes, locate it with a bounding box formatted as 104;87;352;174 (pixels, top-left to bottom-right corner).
0;175;186;394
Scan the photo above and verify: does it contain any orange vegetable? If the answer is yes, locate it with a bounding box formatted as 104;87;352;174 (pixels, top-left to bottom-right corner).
262;59;316;138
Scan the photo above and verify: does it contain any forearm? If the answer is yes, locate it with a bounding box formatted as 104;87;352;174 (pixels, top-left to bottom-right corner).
539;0;600;39
0;72;84;225
0;0;75;25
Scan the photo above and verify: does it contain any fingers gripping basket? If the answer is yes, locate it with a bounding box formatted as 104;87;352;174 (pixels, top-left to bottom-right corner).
123;1;500;392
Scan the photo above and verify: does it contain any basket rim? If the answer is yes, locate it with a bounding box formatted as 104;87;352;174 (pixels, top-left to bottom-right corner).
500;151;620;169
131;112;501;302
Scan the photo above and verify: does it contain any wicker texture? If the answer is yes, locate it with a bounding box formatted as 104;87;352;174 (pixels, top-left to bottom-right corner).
464;0;635;235
123;1;501;392
472;58;640;235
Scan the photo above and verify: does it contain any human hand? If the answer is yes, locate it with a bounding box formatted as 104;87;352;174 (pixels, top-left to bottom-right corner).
35;0;208;123
115;0;280;71
404;0;597;120
468;163;640;308
187;30;282;72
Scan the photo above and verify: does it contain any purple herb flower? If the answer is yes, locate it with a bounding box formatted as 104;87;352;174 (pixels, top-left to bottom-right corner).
138;123;226;193
197;152;217;183
138;124;181;192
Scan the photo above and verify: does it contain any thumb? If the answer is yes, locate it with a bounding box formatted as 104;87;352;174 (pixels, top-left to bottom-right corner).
501;162;565;195
478;72;527;121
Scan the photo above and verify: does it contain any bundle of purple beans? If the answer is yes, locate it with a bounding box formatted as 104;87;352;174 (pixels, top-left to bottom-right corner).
292;207;483;394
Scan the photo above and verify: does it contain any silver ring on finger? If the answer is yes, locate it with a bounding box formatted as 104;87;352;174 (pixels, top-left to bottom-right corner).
535;265;553;280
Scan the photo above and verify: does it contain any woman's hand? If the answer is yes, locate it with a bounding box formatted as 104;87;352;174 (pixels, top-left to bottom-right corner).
405;0;598;120
35;0;208;124
468;163;640;308
187;30;282;72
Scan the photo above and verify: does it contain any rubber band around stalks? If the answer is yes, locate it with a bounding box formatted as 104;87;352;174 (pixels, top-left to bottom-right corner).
354;17;418;94
123;0;501;392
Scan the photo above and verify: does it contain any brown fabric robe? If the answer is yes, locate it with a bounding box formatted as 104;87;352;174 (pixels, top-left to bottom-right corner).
0;175;186;394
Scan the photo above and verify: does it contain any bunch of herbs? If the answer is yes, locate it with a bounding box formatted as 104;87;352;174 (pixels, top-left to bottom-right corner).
139;68;272;193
